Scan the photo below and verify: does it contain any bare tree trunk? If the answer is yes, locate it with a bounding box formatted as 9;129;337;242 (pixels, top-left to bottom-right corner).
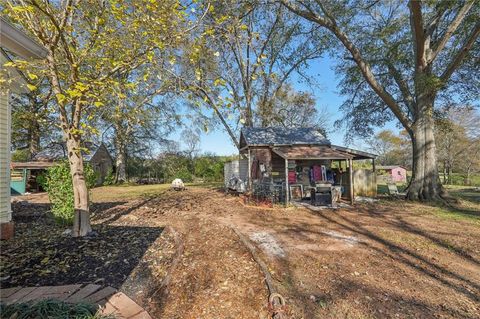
28;123;40;159
407;98;444;201
115;145;127;184
67;136;92;237
443;161;447;184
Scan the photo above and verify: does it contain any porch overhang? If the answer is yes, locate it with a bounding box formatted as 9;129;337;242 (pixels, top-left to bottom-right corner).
272;146;354;160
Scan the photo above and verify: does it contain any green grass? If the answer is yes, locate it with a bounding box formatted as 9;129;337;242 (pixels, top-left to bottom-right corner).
431;206;480;225
0;299;112;319
377;183;407;194
92;181;223;202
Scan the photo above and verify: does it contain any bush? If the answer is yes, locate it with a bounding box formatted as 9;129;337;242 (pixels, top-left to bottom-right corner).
45;161;97;225
103;168;115;186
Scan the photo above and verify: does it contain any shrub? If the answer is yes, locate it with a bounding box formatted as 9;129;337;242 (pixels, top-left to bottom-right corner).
103;168;115;186
45;161;97;225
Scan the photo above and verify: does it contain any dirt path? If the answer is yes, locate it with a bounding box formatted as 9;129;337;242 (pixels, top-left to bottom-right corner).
93;191;272;318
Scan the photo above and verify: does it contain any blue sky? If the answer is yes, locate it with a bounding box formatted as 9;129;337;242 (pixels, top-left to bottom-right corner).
175;55;399;156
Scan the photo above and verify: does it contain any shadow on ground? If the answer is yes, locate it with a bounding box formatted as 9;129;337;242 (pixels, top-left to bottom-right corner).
0;200;163;290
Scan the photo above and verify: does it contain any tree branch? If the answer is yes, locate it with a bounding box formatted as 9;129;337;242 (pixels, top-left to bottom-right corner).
281;0;413;133
441;22;480;82
430;0;475;63
408;0;427;71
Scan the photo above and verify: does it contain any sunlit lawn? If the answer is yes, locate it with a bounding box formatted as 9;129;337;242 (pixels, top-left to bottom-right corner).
91;182;223;202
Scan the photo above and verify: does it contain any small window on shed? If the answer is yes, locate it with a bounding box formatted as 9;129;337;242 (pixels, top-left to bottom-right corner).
397;171;402;176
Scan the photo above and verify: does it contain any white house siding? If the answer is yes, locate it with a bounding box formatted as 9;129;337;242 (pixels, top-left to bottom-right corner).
0;90;11;224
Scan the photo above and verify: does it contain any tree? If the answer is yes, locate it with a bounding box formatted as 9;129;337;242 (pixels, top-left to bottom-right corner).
367;130;411;167
175;1;325;147
258;83;330;134
98;67;179;184
4;0;194;236
435;106;480;184
282;1;479;200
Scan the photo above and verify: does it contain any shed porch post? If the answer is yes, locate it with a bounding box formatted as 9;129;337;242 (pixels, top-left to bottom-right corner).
248;148;252;191
349;158;354;205
285;158;289;205
372;158;377;196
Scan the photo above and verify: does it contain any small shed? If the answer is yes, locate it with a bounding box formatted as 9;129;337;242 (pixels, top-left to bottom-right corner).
11;143;113;194
10;161;54;195
239;127;377;204
33;143;113;185
376;165;407;183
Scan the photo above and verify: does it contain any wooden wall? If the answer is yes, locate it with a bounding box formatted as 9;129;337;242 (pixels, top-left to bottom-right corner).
90;144;113;185
353;169;377;197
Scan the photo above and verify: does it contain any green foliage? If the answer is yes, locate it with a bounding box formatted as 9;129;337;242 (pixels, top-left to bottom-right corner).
11;149;30;162
0;299;112;319
45;161;97;225
194;154;229;182
103;168;115;186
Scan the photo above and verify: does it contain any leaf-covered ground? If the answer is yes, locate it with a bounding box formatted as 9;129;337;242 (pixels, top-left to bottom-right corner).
2;185;479;318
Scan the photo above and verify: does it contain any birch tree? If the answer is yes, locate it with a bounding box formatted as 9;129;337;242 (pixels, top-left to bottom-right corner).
281;0;479;200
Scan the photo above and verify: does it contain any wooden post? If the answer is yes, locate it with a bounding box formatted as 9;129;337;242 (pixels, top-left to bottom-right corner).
248;148;252;191
349;158;354;205
285;158;289;205
372;158;377;196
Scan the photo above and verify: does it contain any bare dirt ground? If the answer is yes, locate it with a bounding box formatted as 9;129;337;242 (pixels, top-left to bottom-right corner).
3;186;480;318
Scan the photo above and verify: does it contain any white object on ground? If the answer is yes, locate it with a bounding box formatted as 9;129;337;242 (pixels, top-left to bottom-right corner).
355;196;379;203
171;178;185;190
249;231;285;258
322;230;358;247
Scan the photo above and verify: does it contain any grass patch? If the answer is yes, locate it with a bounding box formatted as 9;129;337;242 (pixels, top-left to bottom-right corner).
431;206;480;225
377;183;407;195
0;299;112;319
91;182;224;202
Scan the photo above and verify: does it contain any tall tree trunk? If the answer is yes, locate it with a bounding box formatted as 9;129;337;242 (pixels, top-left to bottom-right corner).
28;123;40;159
407;97;444;200
115;145;127;184
66;136;92;237
443;161;447;184
114;120;127;184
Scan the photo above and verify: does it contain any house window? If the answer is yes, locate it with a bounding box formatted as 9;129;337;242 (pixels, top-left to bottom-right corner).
397;171;402;175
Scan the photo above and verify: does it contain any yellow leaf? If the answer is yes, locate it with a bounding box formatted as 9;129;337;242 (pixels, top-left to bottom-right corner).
94;101;104;107
26;84;37;91
3;62;15;67
27;72;38;80
56;93;66;104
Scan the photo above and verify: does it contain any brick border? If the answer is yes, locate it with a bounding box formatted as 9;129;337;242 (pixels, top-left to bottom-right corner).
0;284;151;319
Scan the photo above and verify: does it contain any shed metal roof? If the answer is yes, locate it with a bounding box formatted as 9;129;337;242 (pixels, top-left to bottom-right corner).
272;146;354;160
241;127;330;146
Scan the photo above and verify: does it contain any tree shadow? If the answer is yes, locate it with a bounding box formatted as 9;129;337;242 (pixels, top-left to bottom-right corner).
301;208;480;303
0;201;164;293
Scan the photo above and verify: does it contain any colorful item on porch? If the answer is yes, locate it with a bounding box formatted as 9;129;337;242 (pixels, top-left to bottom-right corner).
321;165;327;181
313;165;322;181
288;171;297;183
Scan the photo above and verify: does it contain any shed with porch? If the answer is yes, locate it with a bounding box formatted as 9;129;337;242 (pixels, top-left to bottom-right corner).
239;127;377;205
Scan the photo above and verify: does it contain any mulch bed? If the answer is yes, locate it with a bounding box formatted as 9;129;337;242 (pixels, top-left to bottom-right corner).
0;201;163;290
